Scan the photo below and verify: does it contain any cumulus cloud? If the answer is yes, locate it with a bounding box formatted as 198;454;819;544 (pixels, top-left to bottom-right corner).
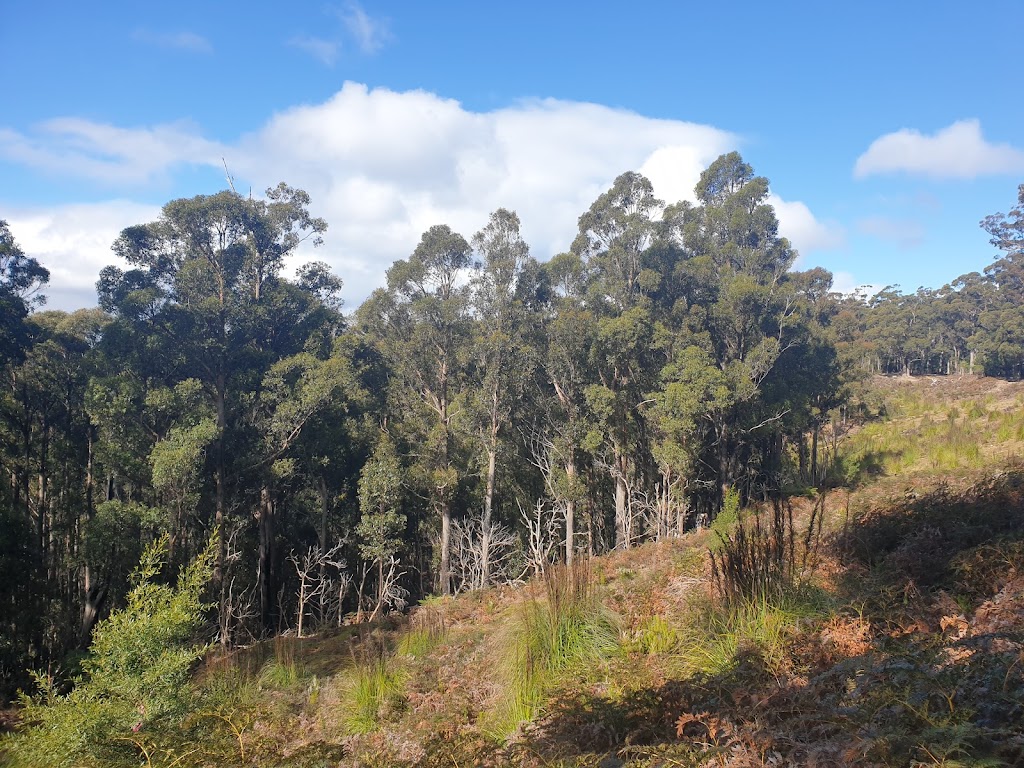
3;82;835;310
5;201;162;309
857;216;926;248
131;29;213;54
768;194;845;260
0;118;226;186
854;119;1024;179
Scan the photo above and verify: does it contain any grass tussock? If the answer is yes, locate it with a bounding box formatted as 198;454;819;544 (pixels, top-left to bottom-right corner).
341;637;407;735
487;559;620;739
396;607;446;658
710;494;825;605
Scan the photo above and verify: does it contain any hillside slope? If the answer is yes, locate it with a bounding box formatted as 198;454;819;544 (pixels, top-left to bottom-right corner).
5;376;1024;767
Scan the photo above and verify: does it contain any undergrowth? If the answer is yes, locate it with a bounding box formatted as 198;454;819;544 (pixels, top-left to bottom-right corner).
341;636;407;735
487;559;620;739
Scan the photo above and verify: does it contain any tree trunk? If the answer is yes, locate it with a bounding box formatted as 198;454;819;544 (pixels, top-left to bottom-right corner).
564;458;576;565
259;485;274;633
214;383;228;646
439;498;451;595
613;442;628;549
811;424;819;486
481;441;496;585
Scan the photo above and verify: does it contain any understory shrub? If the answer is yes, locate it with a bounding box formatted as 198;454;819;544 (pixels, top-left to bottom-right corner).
4;535;214;768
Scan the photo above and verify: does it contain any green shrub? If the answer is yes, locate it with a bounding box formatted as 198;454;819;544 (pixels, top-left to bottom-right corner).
4;535;214;768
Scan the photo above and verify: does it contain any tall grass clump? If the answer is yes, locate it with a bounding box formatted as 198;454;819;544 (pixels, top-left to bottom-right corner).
396;607;446;658
688;495;827;678
675;595;812;678
257;635;306;689
488;560;619;738
341;639;406;735
709;495;824;605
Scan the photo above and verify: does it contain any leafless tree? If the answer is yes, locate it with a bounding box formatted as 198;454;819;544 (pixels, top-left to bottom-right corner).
449;515;527;593
519;498;561;577
219;524;258;645
289;542;345;637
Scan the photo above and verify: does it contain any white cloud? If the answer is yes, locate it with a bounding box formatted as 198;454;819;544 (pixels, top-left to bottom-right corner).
288;36;340;66
854;119;1024;179
769;194;845;259
131;29;213;54
0;118;226;185
3;83;834;311
340;3;390;54
5;202;162;310
830;271;883;299
857;216;926;248
290;3;390;65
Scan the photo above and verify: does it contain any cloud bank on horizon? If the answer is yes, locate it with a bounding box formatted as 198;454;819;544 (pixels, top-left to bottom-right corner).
1;83;846;311
5;83;1022;312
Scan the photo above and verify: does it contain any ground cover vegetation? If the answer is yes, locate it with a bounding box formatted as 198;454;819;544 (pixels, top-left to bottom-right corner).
1;162;1023;766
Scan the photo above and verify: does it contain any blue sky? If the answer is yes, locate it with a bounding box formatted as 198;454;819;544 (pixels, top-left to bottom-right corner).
3;1;1023;310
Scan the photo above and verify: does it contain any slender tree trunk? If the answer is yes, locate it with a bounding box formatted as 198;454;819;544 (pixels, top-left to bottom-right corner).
259;485;274;633
214;382;228;646
811;424;819;486
564;458;576;565
481;445;496;585
613;442;628;549
439;498;451;595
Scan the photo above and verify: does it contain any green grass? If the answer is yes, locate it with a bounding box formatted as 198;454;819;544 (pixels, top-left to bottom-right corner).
256;636;306;690
841;389;1024;481
674;591;824;678
341;646;407;735
396;609;446;658
486;560;620;739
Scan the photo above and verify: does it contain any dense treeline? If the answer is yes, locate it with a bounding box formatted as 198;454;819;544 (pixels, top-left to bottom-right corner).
837;184;1024;378
1;156;1021;698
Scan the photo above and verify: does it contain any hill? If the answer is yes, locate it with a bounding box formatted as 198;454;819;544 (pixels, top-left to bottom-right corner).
5;375;1024;767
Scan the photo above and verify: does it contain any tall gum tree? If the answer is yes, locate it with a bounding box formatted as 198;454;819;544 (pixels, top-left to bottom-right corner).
467;209;538;583
100;185;330;639
572;172;662;549
363;225;472;596
661;152;801;506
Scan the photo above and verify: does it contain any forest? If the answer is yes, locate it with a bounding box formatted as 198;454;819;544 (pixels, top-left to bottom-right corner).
2;154;1024;758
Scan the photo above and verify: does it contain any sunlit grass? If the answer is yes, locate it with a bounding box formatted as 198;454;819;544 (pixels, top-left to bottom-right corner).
841;389;1024;481
486;560;620;739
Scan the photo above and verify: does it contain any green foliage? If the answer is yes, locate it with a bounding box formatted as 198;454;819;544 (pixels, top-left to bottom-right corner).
341;646;407;735
488;561;619;738
356;434;406;565
5;536;214;768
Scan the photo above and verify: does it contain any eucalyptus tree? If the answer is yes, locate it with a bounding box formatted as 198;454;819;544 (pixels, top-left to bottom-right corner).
538;251;595;560
572;172;662;548
661;153;803;505
974;184;1024;377
467;209;539;582
361;225;473;595
98;184;345;638
0;220;49;366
